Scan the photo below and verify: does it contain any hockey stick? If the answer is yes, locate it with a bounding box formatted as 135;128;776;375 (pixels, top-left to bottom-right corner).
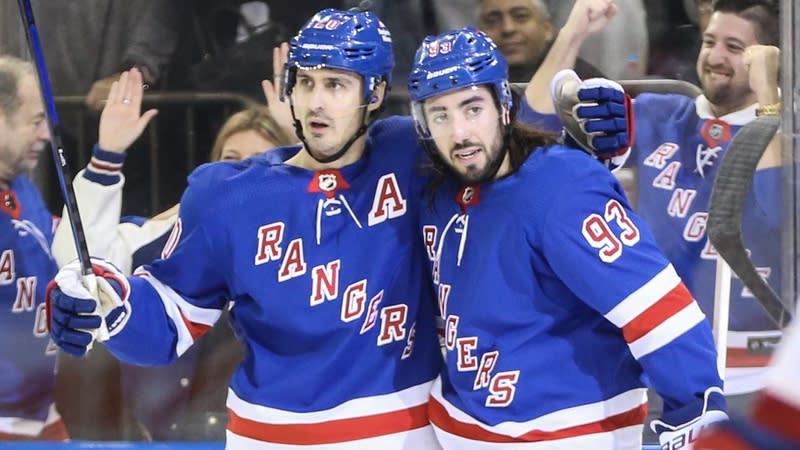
707;115;791;328
711;253;732;377
17;0;92;276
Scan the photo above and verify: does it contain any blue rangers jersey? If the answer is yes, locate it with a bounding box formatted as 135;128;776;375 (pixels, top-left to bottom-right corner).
0;175;60;435
101;117;442;449
631;94;782;393
420;145;723;449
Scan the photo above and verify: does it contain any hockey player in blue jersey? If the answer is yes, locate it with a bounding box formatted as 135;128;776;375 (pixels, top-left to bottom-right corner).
0;55;68;440
46;9;444;449
408;28;727;449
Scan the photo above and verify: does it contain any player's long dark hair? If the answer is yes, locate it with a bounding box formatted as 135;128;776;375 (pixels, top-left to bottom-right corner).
422;86;558;204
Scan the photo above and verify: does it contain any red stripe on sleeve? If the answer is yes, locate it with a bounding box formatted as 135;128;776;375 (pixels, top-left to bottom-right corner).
89;159;122;173
622;283;693;343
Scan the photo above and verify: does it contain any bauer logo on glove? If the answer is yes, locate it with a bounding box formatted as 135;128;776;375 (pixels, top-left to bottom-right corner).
650;387;729;450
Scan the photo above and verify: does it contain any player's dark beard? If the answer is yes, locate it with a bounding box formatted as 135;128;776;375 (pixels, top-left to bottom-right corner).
700;64;750;113
703;81;733;107
452;130;505;183
703;84;754;116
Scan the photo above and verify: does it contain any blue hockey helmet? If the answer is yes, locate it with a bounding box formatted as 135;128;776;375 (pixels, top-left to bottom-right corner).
408;27;512;138
284;8;395;102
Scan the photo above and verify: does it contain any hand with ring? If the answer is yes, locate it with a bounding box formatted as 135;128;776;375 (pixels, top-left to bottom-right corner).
97;68;158;154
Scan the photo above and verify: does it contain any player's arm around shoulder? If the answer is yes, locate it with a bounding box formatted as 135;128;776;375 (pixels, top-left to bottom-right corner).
516;144;627;243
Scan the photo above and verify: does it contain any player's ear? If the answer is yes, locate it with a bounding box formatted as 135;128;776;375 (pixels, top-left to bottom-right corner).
367;81;387;112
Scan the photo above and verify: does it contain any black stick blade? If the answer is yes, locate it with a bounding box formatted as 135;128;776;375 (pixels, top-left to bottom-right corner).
707;115;790;328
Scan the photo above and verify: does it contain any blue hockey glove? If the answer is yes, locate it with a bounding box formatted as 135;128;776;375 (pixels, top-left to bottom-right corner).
46;257;131;357
550;69;634;170
651;387;729;450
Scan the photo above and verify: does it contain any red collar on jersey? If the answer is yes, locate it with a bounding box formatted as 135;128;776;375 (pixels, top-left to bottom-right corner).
455;185;480;213
0;190;20;219
307;169;351;199
700;118;732;148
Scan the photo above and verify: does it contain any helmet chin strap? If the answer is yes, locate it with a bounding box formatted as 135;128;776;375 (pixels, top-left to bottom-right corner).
289;99;370;165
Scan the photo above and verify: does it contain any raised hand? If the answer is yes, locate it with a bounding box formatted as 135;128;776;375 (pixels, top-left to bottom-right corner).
261;42;297;142
561;0;618;40
523;0;617;114
743;45;780;106
97;68;159;153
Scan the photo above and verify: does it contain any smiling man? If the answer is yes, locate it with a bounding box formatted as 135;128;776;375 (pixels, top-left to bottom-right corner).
519;0;783;444
524;0;782;400
477;0;605;82
623;0;783;403
696;1;776;116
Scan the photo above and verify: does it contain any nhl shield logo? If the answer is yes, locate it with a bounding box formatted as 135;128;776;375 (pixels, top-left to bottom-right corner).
455;184;480;213
318;173;338;192
462;186;475;204
0;191;20;219
708;123;724;141
307;169;351;198
700;118;732;147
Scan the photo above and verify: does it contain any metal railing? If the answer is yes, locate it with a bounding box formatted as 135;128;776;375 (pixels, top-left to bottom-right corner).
511;78;703;99
42;79;701;216
617;78;703;98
